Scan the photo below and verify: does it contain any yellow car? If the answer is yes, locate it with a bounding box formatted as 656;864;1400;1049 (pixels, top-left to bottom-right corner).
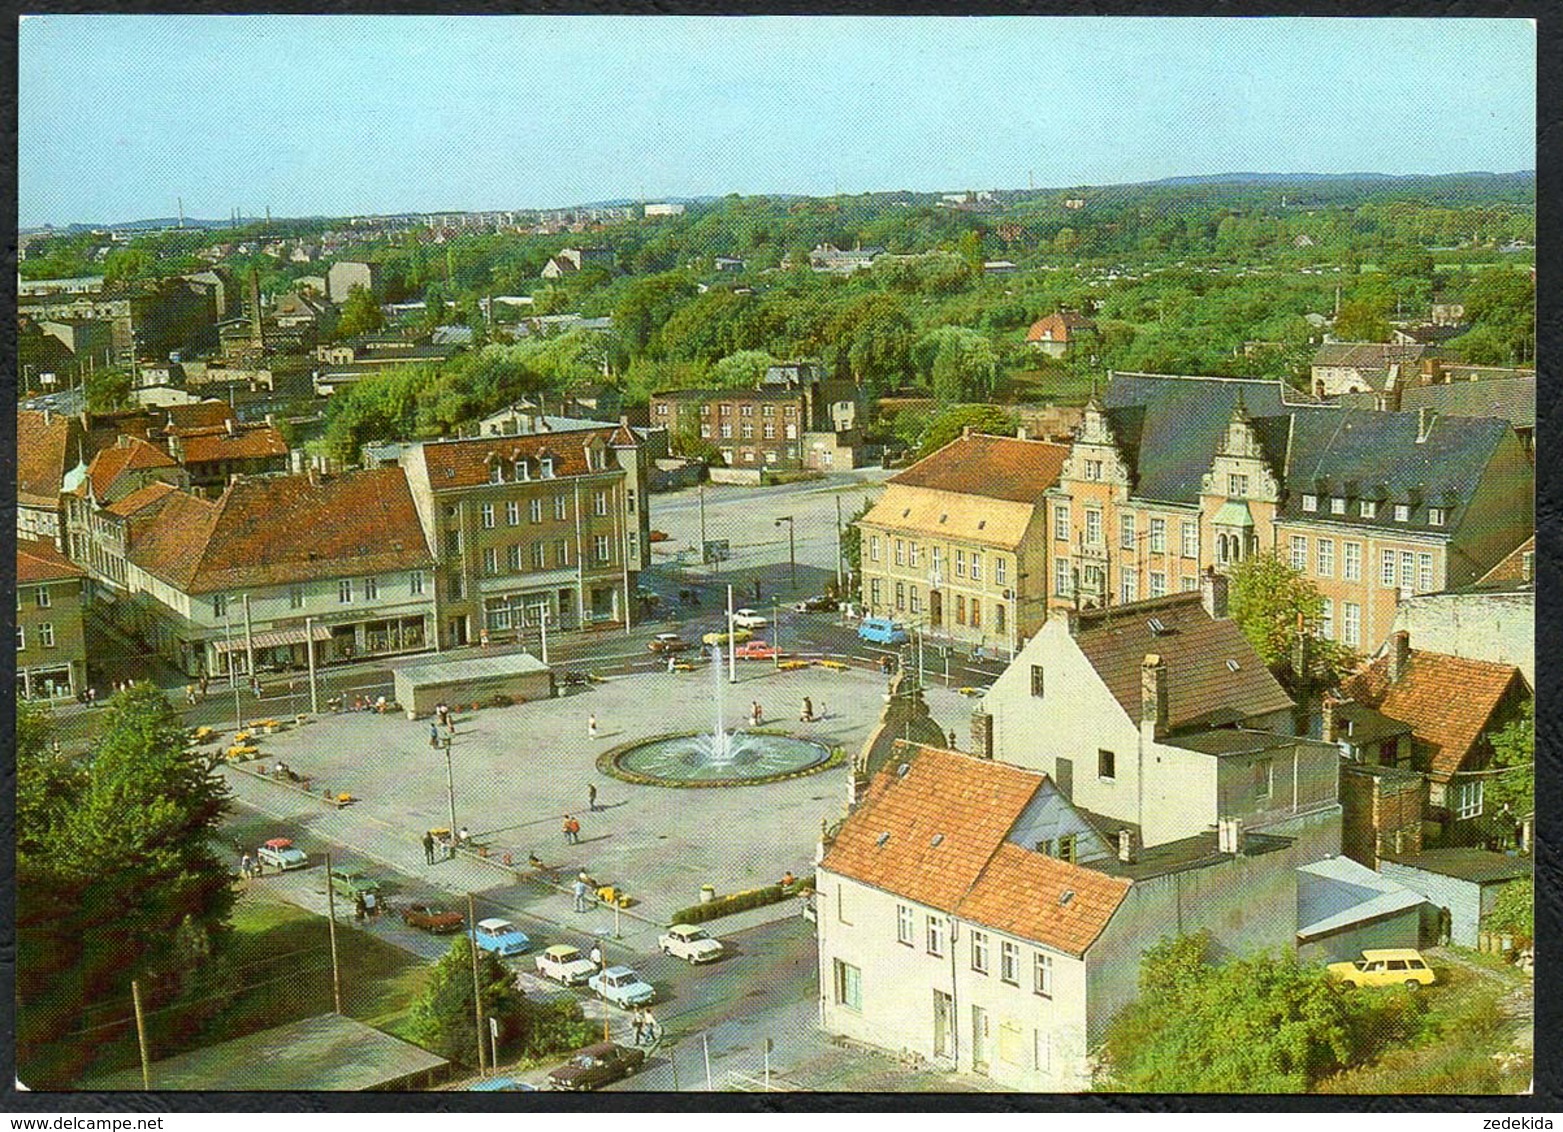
701;628;753;647
1327;948;1437;989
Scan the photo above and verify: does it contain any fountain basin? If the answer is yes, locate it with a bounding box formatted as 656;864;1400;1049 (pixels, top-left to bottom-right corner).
598;731;838;788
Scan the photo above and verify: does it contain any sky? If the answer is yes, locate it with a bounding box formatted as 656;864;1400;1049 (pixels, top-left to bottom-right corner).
17;15;1536;228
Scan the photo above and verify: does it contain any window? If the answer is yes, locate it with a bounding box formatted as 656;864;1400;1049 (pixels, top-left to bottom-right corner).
1120;574;1138;604
448;575;464;600
515;459;530;481
555;496;567;521
1428;507;1446;527
1120;512;1136;549
1360;500;1378;519
39;623;55;648
445;530;462;557
926;915;946;957
532;543;546;569
1344;541;1362;582
1001;941;1019;985
720;423;732;439
411;571;425;596
719;403;731;416
909;543;920;569
741;403;754;417
956;594;966;624
1054;557;1072;597
338;580;353;604
909;587;921;615
213;593;228;618
970;598;980;628
16;628;23;651
34;587;50;608
1030;665;1045;699
995;603;1006;632
530;498;544;523
870;578;882;605
1453;779;1484;820
1316;539;1334;577
895;582;905;611
1343;602;1361;647
1320;597;1334;639
700;424;711;438
1082;564;1105;594
1289;536;1308;571
995;558;1007;585
785;423;797;440
363;577;379;600
1418;553;1434;593
869;535;881;562
955;549;966;578
897;904;914;946
741;422;753;439
763;404;774;417
1149;571;1167;597
1401;552;1415;591
594;535;610;563
482;548;498;575
832;959;862;1011
763;422;775;439
970;554;982;582
1099;748;1116;781
1228;473;1249;497
594;491;609;517
1085;509;1102;546
507;544;522;571
1381;550;1397;587
1181;574;1200;592
1394;504;1409;522
556;540;570;567
507;501;520;526
1182;521;1199;560
1331;497;1347;515
480;503;495;529
1054;504;1070;541
1056;834;1077;863
972;930;990;974
540;457;554;477
1150;517;1166;554
289;586;304;609
1253;757;1273;799
1301;493;1318;512
895;540;905;566
489;464;504;485
1034;952;1054;998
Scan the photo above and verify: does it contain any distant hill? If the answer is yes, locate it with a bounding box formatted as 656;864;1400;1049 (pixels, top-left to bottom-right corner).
1147;170;1533;187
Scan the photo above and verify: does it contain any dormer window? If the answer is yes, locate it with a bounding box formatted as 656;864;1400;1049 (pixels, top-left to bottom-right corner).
1227;473;1249;498
1330;497;1346;515
1428;507;1446;527
541;457;555;478
489;464;504;485
515;459;530;481
1301;494;1318;512
1393;504;1409;522
1360;500;1378;519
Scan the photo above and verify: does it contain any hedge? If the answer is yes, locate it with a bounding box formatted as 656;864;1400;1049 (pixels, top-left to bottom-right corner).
670;875;816;926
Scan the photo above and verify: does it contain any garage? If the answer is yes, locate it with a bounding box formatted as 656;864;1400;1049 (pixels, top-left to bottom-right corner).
1296;855;1430;964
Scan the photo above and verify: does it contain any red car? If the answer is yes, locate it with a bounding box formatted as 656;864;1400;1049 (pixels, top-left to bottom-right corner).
734;640;781;660
648;530;670;543
402;903;465;933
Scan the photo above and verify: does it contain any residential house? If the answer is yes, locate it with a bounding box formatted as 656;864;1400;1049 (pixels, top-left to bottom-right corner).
274;290;338;337
1310;342;1436;398
113;468;437;678
540;246;613;279
763;361;865;432
858;432;1070;655
1339;631;1530;847
816;743;1314;1090
399;424;647;647
1377;849;1529;948
17;537;88;701
1390;535;1533;687
808;243;885;274
650;386;809;470
17;408;84;546
713;255;746;273
977;579;1343;858
1397;376;1535;460
1025;312;1096;359
1049;373;1534;655
327;260;378;303
166;419;291;494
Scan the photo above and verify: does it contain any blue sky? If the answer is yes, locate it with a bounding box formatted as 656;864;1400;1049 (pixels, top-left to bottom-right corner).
18;15;1535;227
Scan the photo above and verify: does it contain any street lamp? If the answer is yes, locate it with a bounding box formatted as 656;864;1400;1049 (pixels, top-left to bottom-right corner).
775;516;796;593
440;734;459;855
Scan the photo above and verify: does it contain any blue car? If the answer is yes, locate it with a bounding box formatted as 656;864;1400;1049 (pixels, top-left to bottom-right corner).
857;616;909;646
467;1076;538;1092
473;917;532;957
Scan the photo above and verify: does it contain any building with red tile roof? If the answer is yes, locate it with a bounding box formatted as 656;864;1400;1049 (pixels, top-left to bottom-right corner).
17;536;88;701
17;408;83;546
167;421;290;492
816;741;1313;1091
1026;311;1096;358
75;434;185;503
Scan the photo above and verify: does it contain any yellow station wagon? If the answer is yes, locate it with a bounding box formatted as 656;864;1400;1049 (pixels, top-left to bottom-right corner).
1327;948;1437;989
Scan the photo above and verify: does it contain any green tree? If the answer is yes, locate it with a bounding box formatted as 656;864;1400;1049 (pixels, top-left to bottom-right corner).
916;403;1018;458
918;326;998;403
1483;698;1533;843
1484;875;1532;946
408;935;536;1066
839;495;876;599
1228;552;1356;687
710;350;778;390
829;292;916;395
84;366;134;412
336;284;385;338
1330;298;1391;342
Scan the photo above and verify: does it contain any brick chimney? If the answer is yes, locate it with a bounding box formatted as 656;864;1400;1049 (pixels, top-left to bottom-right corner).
1117;828;1136;864
1388;631;1411;683
1322;696;1340;744
1200;567;1229;620
970;709;994;760
1140;654;1168;741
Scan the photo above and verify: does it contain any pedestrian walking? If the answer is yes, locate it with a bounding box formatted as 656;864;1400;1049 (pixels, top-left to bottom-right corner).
187;684;198;706
240;852;253;879
667;655;677;674
354;893;366;921
588;714;599;740
632;1008;645;1045
423;831;436;865
251;675;262;699
435;701;449;728
643;1008;657;1044
751;701;763;727
590;943;605;972
800;696;813;722
429;722;440;749
199;674;210;699
572;877;589;913
587;783;598;811
375;694;387;714
563;815;581;844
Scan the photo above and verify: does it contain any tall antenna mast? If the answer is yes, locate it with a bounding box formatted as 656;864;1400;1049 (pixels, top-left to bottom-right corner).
178;197;184;229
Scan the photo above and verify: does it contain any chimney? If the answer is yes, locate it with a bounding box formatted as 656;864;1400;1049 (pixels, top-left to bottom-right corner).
1200;567;1229;620
1291;625;1312;689
1322;696;1340;744
970;709;994;760
1388;631;1411;683
1117;828;1136;864
1217;817;1245;855
1140;654;1168;741
1416;407;1436;443
1065;607;1082;637
225;417;237;437
42;407;52;425
1016;425;1029;441
962;425;974;440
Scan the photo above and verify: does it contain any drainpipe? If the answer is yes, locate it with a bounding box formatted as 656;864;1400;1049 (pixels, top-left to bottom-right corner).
573;480;586;628
618;477;631;636
949;917;961;1068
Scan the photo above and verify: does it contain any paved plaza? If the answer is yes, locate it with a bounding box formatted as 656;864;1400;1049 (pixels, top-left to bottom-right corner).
221;660;975;931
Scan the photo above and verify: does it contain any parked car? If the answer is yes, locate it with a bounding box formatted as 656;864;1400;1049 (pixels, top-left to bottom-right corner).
793;594;839;613
701;628;753;647
473;917;533;957
857;616;909;645
535;944;597;986
1327;948;1437;989
467;1076;538;1092
733;640;781;661
732;608;769;629
402;903;464;933
545;1042;646;1091
257;838;308;870
658;923;725;964
329;866;381;900
648;529;670;543
648;632;691;654
588;965;656;1008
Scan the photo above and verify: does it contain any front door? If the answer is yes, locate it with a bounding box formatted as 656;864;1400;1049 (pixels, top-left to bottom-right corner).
971;1005;990;1074
933;990;954;1059
929;589;942;629
447;617;468;647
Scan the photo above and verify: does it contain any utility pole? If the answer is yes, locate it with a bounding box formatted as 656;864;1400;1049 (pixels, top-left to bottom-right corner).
243;593;256;690
835;494;845;596
727;584;737;684
443;736;459;845
131;979;152;1090
775;515;796;593
305;616;319;713
698;483;708;572
774;597;781;672
324;851;343;1014
224;602;243;733
468;893;487;1075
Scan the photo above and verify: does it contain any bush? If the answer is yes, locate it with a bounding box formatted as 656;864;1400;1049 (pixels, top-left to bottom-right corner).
670;874;815;925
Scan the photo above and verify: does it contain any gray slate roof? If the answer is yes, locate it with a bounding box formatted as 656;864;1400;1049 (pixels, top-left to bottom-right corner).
1380;848;1532;885
1399;377;1535;429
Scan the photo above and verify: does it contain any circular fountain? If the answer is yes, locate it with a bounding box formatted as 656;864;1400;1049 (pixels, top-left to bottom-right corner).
598;646;838;787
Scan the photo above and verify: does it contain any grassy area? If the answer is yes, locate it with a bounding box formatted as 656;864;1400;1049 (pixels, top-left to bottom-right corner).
1315;953;1531;1094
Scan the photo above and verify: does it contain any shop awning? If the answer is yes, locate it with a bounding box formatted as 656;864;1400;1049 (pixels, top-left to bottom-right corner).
211;624;334;654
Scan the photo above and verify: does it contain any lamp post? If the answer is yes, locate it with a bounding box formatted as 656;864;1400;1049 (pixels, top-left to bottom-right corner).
775;516;796;593
441;734;458;852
